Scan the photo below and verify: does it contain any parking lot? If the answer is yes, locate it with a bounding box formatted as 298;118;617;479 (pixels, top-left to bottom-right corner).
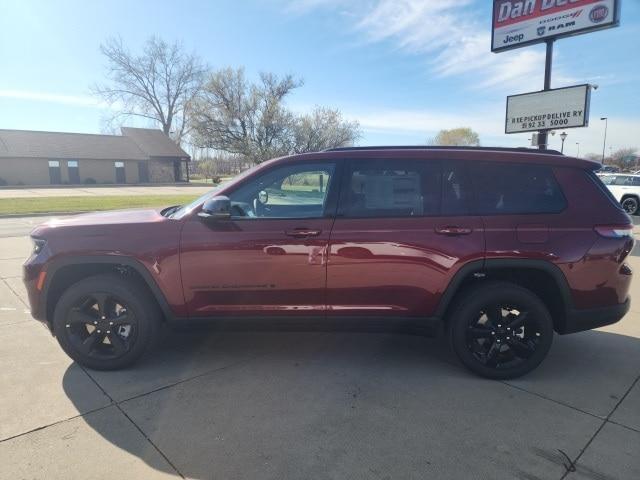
0;218;638;480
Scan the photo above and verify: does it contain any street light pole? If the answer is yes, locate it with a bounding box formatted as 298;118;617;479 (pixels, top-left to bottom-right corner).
601;117;608;163
560;132;567;154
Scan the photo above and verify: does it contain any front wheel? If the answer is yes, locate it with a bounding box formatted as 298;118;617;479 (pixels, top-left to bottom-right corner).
621;197;639;215
448;282;554;380
53;274;160;370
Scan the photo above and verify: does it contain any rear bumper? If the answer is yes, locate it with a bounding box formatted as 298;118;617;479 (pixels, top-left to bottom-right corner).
561;297;630;334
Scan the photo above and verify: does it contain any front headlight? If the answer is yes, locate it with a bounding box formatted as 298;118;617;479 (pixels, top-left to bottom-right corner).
32;238;47;255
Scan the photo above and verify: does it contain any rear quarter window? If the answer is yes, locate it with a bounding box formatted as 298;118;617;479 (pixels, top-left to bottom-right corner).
470;163;567;215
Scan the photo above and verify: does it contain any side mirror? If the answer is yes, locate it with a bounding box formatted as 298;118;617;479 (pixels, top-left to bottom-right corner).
198;196;231;221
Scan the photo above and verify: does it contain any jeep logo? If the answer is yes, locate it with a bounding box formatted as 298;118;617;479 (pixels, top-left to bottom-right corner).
503;33;525;44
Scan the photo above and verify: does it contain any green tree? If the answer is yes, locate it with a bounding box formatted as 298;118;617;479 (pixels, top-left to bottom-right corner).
429;127;480;147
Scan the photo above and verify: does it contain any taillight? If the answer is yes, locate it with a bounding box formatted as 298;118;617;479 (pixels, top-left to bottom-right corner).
594;225;634;238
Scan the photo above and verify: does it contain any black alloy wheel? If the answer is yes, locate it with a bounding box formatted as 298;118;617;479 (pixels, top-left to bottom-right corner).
621;197;638;215
465;304;541;370
64;292;137;360
449;282;554;379
53;274;160;370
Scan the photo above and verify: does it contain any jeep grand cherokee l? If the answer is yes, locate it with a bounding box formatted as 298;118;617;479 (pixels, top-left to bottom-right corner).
23;147;633;379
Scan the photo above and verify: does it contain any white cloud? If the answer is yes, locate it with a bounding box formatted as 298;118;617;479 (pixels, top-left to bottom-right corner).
343;106;640;155
285;0;549;92
345;108;503;137
0;89;108;108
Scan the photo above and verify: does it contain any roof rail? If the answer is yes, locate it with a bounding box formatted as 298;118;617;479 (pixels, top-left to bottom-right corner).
324;146;564;155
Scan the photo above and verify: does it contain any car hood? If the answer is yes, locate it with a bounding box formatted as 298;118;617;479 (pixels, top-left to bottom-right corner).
31;208;166;236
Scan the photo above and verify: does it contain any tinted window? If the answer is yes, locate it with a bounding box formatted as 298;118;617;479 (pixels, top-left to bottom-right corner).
471;163;566;214
228;162;335;219
599;175;616;185
341;159;470;218
611;175;640;186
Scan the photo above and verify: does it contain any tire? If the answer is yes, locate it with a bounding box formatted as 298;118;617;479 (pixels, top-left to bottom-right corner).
621;196;639;215
448;281;554;380
52;274;161;370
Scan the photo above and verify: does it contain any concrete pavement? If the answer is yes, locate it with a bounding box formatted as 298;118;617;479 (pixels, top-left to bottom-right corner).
0;226;638;479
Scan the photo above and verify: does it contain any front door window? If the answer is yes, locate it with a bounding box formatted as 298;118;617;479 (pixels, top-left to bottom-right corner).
227;163;335;219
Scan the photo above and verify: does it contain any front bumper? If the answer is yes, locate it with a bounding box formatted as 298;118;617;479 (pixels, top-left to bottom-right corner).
561;297;630;334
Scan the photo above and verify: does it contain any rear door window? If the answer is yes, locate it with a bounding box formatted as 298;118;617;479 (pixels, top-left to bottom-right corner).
340;159;471;217
470;163;566;215
612;175;633;186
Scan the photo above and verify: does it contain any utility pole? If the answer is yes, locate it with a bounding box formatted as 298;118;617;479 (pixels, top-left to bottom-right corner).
538;40;554;150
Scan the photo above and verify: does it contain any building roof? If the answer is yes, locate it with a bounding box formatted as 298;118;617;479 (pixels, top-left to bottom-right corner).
121;127;189;158
0;128;190;161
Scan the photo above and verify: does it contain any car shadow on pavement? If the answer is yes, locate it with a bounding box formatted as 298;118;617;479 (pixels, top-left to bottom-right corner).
61;328;640;480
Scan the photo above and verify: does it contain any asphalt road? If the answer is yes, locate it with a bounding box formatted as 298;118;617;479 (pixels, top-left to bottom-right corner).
0;219;638;479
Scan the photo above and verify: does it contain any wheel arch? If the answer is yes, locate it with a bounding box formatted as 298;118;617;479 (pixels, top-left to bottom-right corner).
436;259;574;334
43;255;174;328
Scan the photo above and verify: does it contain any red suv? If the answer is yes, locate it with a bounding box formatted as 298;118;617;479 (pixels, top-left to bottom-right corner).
23;147;634;379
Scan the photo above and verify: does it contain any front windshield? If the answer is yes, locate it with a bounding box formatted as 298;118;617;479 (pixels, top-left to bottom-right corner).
169;163;263;219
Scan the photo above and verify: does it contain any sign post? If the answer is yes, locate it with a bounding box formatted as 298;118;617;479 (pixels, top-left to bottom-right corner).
538;39;554;149
492;0;621;150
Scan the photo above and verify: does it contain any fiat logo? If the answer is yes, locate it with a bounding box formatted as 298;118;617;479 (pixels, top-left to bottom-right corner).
589;5;609;23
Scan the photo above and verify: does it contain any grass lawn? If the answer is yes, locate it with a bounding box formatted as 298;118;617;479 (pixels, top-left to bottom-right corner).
0;195;200;215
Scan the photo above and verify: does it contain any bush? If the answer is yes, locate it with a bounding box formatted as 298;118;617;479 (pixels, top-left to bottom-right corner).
83;177;97;184
0;178;7;186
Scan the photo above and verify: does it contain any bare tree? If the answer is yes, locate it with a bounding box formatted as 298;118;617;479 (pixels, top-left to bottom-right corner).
429;127;480;146
93;36;207;144
609;147;638;167
584;153;602;162
191;68;360;163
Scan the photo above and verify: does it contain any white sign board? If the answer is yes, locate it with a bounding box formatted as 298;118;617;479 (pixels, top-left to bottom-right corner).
492;0;620;52
505;84;591;134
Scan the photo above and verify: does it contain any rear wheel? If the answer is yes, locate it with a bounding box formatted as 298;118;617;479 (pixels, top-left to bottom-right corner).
621;196;639;215
53;274;160;370
448;282;554;379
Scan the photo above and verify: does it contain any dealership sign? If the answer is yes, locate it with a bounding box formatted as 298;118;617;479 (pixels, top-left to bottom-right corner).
492;0;620;52
505;84;591;134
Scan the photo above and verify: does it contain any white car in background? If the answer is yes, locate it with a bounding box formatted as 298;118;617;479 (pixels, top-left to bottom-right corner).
599;174;640;215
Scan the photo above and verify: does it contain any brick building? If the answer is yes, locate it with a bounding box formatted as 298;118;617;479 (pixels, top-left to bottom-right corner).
0;127;190;185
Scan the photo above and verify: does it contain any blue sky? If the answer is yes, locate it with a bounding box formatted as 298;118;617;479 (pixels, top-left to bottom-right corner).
1;0;639;157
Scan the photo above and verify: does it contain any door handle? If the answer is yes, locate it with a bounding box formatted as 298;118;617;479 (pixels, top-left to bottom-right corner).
285;228;322;238
435;226;472;236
